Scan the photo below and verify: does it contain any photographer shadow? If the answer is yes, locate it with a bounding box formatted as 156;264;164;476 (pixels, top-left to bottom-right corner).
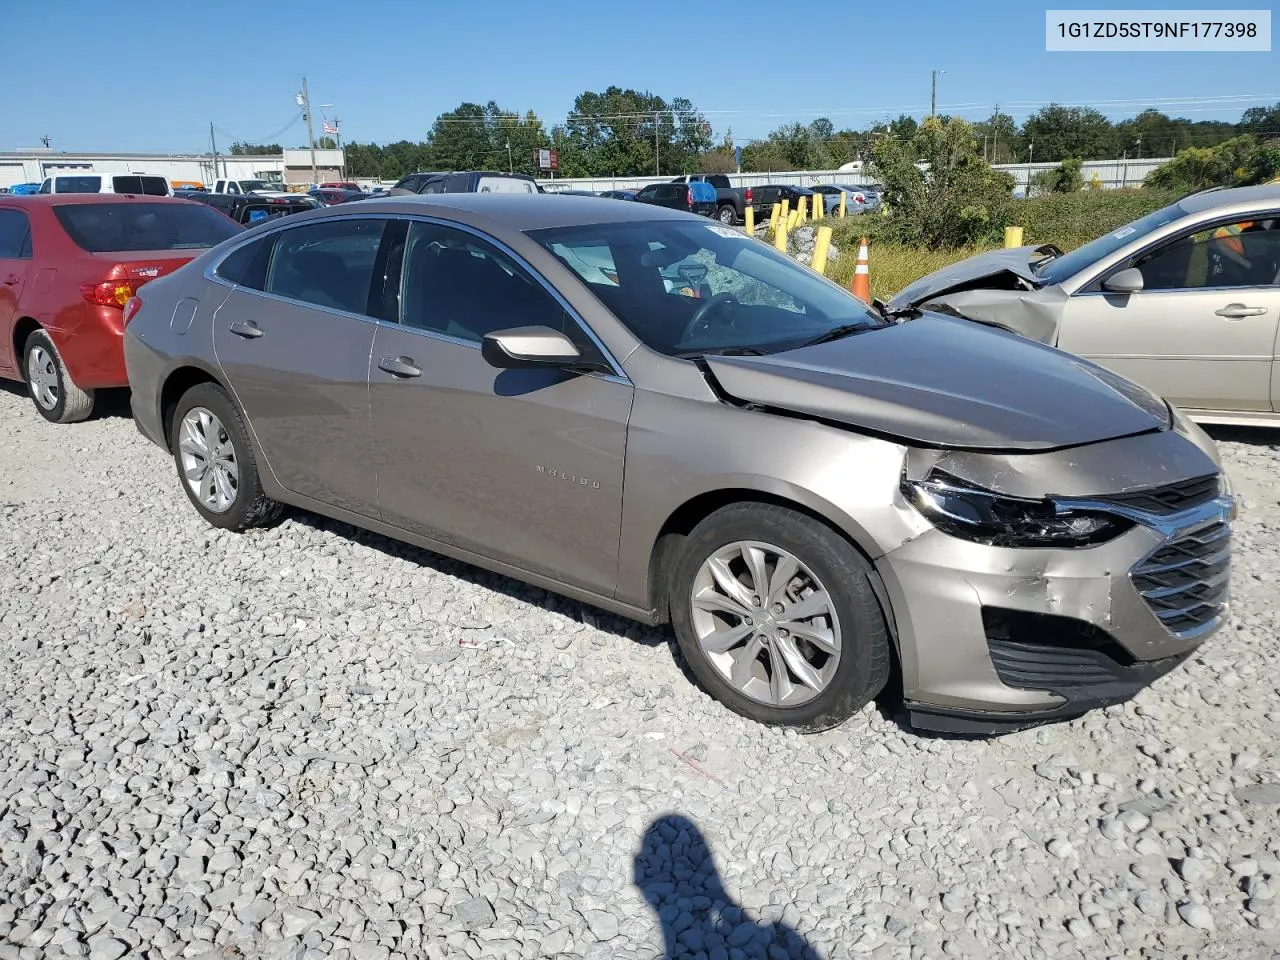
634;814;822;960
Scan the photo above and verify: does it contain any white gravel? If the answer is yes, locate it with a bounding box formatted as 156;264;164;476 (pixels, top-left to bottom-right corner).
1;384;1279;960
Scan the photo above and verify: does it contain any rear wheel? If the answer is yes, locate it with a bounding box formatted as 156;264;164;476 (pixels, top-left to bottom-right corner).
23;330;94;424
716;205;736;225
669;503;891;731
171;382;281;531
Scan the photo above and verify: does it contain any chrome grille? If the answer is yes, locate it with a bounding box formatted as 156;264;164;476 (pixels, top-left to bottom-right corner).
1096;475;1219;516
1131;521;1230;636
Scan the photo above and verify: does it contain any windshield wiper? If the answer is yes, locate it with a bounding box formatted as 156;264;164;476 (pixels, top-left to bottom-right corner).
674;346;766;358
799;323;874;347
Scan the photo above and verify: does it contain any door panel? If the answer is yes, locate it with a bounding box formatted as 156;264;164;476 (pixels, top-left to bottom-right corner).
211;218;390;515
0;207;32;373
368;219;632;595
1059;217;1280;413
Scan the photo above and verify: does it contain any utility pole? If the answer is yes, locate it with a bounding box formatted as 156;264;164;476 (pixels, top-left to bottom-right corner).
931;70;945;117
40;135;51;149
1135;136;1142;159
506;140;513;174
654;111;660;176
992;104;999;163
297;77;318;186
209;122;219;180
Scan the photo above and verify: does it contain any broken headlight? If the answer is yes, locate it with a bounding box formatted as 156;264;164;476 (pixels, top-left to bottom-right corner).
902;472;1132;548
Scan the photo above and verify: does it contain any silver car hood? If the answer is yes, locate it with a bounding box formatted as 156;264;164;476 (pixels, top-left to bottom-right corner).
703;315;1170;451
887;245;1053;311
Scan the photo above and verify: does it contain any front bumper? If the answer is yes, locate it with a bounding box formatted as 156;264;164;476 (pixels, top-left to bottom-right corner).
876;494;1232;733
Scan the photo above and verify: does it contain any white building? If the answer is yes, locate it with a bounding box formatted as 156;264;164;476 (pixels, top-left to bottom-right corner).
0;148;346;189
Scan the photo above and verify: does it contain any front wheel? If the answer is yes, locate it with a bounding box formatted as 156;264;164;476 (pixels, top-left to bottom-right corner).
669;503;891;731
170;382;282;531
716;205;736;225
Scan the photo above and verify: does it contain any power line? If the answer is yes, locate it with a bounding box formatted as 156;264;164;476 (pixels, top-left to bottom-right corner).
214;111;305;146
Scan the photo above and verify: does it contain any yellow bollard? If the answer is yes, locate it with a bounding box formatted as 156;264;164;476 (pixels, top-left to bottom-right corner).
812;192;822;221
778;198;790;226
811;225;833;275
797;200;806;225
838;192;847;218
1004;226;1025;248
774;217;789;253
788;209;800;230
769;202;780;231
745;203;754;235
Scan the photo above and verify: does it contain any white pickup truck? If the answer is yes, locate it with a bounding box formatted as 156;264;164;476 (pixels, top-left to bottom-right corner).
211;178;294;199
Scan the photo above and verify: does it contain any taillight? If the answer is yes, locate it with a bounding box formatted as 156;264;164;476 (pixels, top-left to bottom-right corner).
81;280;141;308
855;194;865;204
686;188;693;209
123;296;143;326
745;186;753;204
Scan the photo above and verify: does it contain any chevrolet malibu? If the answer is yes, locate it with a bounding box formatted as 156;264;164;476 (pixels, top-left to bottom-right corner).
123;195;1234;733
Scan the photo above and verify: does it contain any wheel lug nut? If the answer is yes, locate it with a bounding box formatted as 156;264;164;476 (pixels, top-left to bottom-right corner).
751;596;762;607
776;628;789;639
772;603;784;615
744;617;753;626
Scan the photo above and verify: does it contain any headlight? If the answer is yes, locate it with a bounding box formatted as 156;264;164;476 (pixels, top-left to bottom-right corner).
902;471;1132;548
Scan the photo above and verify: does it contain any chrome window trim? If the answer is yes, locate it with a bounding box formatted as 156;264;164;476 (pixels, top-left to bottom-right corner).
201;211;631;385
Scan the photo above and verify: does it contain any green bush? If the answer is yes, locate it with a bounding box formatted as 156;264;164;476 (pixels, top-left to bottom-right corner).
870;117;1016;249
1145;135;1266;192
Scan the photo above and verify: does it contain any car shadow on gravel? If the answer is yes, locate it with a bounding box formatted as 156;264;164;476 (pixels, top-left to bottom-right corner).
635;814;821;959
1204;424;1280;446
0;380;132;420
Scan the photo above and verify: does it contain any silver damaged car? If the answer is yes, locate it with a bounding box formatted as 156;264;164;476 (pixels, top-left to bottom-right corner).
123;195;1235;733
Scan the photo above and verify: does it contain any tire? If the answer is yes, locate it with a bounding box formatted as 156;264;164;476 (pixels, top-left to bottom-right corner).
669;503;890;731
716;205;736;225
170;382;282;531
23;330;95;424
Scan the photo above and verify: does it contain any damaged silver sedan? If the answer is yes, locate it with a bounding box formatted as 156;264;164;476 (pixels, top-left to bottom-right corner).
124;195;1234;733
889;183;1280;428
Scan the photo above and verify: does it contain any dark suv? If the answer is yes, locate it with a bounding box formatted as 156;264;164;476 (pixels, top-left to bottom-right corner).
388;171;542;196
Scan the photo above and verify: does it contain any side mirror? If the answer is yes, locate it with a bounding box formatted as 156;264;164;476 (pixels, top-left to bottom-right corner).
1103;267;1144;295
482;326;593;371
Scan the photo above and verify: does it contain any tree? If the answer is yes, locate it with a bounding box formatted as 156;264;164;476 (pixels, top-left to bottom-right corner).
1020;104;1116;162
555;87;710;177
972;110;1017;164
1032;157;1083;195
1239;102;1280;138
1146;135;1276;191
871;116;1015;248
316;136;337;150
229;142;283;156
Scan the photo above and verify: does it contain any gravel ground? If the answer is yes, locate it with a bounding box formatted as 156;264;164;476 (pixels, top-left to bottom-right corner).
1;383;1278;960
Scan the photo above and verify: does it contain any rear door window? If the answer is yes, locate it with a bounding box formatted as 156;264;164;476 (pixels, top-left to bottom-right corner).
52;202;242;252
112;175;170;196
263;218;387;315
0;209;32;258
443;173;472;193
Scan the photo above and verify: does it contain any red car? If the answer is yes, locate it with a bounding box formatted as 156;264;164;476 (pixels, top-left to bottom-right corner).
318;181;362;191
0;194;242;422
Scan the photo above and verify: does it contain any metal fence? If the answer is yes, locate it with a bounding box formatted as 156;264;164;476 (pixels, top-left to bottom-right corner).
536;157;1171;194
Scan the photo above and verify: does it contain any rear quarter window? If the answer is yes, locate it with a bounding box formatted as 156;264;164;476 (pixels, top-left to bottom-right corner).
112;175;170;196
53;202;243;252
55;176;103;193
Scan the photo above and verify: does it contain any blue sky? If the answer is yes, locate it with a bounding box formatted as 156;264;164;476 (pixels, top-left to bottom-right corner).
4;0;1276;153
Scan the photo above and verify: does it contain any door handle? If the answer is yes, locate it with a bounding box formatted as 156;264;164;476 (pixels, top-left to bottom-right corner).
3;276;18;286
378;356;422;378
1215;304;1268;319
228;319;264;339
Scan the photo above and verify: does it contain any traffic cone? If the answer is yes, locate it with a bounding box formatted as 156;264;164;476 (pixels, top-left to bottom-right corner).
851;237;871;301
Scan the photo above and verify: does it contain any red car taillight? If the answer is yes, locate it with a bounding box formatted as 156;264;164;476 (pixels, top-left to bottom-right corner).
81;279;141;308
745;186;753;204
123;296;144;326
686;188;693;209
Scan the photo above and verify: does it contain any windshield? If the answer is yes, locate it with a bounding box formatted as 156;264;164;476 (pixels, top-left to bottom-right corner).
53;202;243;252
240;180;276;192
1034;200;1187;285
531;220;884;357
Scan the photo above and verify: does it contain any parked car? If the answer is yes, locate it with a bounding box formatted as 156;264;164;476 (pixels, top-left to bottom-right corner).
176;190;315;225
888;184;1280;427
8;183;41;196
309;187;367;206
633;182;716;217
0;195;242;422
38;173;172;197
811;184;879;215
319;181;363;192
388;171;542;196
211;178;293;199
599;189;638;201
124;195;1232;734
752;184;816;215
547;189;599;197
669;174;757;225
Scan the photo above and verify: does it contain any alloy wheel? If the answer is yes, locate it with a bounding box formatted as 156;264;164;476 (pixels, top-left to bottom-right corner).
26;346;59;410
689;540;842;706
178;407;240;514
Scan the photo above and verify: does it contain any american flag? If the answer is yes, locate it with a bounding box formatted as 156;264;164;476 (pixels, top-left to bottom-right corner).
322;119;338;136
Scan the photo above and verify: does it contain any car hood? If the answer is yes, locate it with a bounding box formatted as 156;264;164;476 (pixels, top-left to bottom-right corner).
887;244;1056;311
702;315;1170;451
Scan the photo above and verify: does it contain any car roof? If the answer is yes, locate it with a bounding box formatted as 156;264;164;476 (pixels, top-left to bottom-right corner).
296;193;703;231
1179;183;1280;214
0;194;194;206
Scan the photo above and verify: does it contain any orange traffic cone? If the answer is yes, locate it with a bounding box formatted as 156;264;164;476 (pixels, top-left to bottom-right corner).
851;237;871;301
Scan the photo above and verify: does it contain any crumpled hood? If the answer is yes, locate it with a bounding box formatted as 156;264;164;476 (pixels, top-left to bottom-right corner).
703;315;1170;451
888;244;1054;311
